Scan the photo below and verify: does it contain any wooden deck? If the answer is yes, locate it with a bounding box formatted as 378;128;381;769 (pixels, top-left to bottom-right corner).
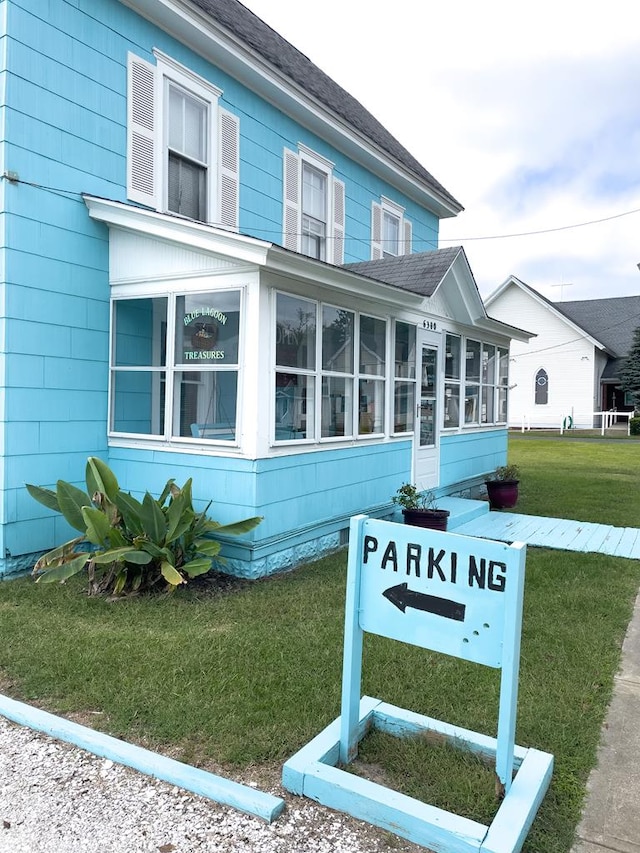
453;511;640;560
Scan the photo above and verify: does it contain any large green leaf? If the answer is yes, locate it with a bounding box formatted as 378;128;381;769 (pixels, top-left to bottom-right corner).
57;481;93;532
158;478;177;507
25;483;60;513
34;553;88;584
122;550;153;565
82;506;111;546
85;457;119;502
34;538;87;571
182;557;213;578
194;538;222;557
211;516;263;536
140;493;167;543
93;547;137;565
115;492;145;536
161;561;185;586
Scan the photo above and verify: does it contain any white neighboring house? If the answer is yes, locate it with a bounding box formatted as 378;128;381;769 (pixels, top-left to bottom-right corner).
485;276;640;429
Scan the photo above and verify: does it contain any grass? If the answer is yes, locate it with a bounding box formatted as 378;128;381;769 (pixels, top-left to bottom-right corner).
1;436;639;852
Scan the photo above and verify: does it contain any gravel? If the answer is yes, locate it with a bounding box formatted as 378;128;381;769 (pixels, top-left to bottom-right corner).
0;715;424;853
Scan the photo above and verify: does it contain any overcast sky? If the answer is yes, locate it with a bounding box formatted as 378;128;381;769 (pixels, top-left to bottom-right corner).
241;0;640;303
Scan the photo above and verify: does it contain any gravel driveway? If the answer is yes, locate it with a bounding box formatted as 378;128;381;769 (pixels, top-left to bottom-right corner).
0;715;424;853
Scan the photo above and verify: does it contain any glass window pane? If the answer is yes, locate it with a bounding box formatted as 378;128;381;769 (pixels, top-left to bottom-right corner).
466;340;481;383
276;293;316;369
482;386;495;423
360;315;386;376
322;376;353;437
444;384;460;428
112;370;165;435
168;153;206;221
383;211;399;256
322;306;354;373
359;378;384;434
394;381;414;433
168;85;206;163
176;291;240;365
445;334;460;380
482;344;496;384
175;370;237;440
464;385;479;424
395;322;416;379
498;348;509;386
498;387;508;422
302;163;326;220
113;298;166;367
275;373;315;440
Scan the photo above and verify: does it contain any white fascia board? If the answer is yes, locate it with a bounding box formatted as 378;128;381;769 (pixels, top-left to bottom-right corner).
472;317;534;343
119;0;461;219
84;196;271;266
265;247;424;309
486;275;606;350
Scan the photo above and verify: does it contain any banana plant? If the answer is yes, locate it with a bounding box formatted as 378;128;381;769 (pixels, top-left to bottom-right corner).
26;457;262;595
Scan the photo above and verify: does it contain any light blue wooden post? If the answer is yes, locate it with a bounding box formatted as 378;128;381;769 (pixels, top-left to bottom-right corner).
339;514;366;764
495;541;527;793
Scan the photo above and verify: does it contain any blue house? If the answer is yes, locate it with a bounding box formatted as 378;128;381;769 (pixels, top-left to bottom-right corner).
0;0;528;579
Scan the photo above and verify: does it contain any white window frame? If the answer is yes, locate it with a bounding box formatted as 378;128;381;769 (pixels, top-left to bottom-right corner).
282;144;345;264
371;196;413;260
127;51;239;229
109;286;244;448
442;332;509;430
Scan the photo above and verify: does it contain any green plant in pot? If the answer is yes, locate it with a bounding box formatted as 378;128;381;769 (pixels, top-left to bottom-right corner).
392;483;449;531
485;464;520;510
26;457;262;596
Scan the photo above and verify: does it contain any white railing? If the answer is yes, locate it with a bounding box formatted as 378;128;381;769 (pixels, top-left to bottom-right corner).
594;410;633;436
520;414;530;433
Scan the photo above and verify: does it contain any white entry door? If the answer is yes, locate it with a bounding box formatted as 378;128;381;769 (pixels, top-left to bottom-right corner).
414;333;440;491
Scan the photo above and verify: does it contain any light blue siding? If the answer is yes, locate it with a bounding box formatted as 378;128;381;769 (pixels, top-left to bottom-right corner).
1;0;448;576
440;430;508;489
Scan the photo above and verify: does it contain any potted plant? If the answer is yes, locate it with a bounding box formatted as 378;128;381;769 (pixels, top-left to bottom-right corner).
392;483;450;531
485;464;520;510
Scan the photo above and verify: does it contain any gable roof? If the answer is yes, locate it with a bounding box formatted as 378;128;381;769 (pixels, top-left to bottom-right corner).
556;296;640;359
187;0;462;214
344;246;463;297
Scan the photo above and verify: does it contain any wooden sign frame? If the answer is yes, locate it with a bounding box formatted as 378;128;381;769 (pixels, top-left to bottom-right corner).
283;515;554;853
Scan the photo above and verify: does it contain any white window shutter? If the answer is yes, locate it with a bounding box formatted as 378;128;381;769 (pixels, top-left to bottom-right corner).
283;148;300;251
332;177;345;265
403;218;413;256
371;202;383;260
127;53;158;208
218;107;240;230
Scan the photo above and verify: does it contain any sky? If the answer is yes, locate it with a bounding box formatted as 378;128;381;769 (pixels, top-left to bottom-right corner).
240;0;640;303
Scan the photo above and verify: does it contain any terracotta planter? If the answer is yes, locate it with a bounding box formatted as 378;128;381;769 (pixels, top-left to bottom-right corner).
402;508;450;531
486;479;519;510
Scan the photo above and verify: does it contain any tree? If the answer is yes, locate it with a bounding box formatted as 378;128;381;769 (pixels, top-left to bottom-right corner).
619;326;640;412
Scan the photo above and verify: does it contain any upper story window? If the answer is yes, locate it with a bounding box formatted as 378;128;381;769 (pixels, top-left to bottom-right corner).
127;51;239;229
371;197;412;259
283;145;345;265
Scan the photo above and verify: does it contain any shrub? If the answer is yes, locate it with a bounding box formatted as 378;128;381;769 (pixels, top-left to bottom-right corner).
26;457;262;596
630;417;640;436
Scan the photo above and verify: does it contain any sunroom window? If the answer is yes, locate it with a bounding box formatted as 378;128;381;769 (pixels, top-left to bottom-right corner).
111;291;241;442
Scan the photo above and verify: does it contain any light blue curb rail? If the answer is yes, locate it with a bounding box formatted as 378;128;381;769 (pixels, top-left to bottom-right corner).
0;694;285;823
283;515;554;852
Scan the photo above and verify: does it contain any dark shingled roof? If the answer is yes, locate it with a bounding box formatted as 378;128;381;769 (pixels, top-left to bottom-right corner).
344;247;463;297
554;295;640;381
189;0;462;212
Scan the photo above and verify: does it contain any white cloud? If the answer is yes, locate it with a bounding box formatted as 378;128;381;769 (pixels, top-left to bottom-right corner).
242;0;640;301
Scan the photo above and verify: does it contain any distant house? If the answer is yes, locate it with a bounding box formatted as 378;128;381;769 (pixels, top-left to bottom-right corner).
0;0;528;580
486;276;640;429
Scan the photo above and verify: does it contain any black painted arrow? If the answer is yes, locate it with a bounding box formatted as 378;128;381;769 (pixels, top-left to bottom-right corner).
382;583;466;622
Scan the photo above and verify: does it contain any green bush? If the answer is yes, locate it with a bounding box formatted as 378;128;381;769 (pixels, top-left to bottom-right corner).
26;457;261;596
630;416;640;436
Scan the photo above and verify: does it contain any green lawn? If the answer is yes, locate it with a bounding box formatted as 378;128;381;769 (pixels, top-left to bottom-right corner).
0;435;639;852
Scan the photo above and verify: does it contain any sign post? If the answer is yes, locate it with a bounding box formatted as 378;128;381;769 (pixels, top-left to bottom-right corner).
283;515;553;852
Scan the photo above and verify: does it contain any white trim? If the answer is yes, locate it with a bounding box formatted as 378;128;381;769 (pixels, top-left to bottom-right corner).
153;47;223;98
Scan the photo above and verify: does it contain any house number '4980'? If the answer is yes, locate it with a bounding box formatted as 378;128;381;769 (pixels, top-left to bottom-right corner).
423;320;437;331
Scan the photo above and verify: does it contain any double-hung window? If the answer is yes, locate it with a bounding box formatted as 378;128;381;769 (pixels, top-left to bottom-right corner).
127;51;239;229
111;290;241;444
283;145;345;264
393;322;416;433
371;197;412;259
443;333;508;428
